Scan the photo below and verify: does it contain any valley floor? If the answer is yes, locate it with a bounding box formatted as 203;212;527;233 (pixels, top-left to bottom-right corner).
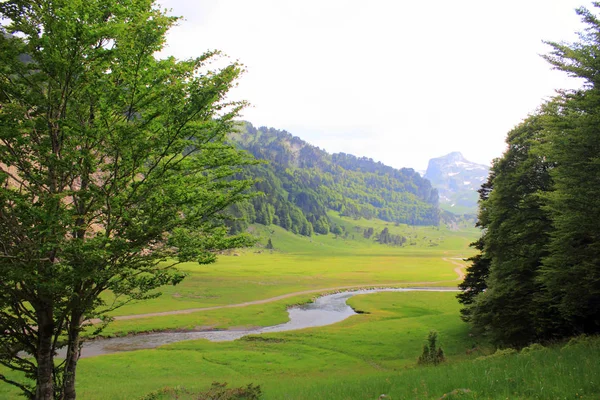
4;220;594;399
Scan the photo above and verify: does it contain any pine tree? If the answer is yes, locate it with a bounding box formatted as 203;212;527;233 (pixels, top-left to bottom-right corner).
417;331;445;366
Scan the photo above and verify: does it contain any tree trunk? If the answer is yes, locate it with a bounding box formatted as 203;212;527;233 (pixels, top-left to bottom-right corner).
35;309;55;400
62;312;83;400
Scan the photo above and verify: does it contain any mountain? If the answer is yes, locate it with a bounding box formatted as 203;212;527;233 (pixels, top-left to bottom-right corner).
224;122;440;236
424;152;489;215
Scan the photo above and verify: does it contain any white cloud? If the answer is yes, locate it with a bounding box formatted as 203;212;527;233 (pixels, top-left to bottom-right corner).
159;0;587;170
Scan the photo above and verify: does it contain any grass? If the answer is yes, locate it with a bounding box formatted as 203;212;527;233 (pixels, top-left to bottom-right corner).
67;292;481;399
1;216;599;399
103;216;477;319
0;215;489;399
4;292;598;399
260;337;600;399
90;217;478;336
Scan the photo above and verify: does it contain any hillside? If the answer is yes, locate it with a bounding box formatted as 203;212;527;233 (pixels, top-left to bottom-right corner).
225;122;440;236
424;152;489;214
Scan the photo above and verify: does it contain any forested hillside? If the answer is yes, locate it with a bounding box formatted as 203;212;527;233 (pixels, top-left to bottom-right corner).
459;5;600;347
225;122;439;235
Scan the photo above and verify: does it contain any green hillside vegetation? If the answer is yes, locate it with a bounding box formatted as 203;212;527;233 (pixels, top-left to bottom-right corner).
224;122;440;237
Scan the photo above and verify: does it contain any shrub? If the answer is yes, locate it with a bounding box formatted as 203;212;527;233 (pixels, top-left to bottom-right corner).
138;382;262;400
418;331;446;366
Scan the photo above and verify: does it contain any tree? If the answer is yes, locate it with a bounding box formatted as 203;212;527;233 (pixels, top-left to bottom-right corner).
458;4;600;346
0;1;255;398
460;114;553;346
457;236;490;322
417;331;445;366
538;4;600;335
266;238;274;250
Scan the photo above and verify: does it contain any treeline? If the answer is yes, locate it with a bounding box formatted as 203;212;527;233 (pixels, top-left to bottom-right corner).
225;123;439;235
458;5;600;347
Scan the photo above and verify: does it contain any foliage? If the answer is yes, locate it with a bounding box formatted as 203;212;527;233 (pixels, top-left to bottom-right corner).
475;348;517;361
461;115;553;346
376;227;406;246
225;122;440;236
0;0;254;398
537;5;600;336
138;382;262;400
459;4;600;346
519;343;545;355
417;331;446;366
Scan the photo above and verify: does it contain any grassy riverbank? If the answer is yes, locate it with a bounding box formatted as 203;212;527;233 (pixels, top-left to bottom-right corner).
3;291;598;399
124;219;474;308
68;291;482;399
0;217;491;399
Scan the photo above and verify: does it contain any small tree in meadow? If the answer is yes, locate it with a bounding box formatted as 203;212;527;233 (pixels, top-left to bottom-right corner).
418;331;446;366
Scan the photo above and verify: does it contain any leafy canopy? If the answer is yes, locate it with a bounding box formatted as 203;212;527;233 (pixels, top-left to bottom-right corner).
0;0;255;398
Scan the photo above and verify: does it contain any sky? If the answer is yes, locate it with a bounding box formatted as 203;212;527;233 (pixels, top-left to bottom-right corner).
158;0;589;171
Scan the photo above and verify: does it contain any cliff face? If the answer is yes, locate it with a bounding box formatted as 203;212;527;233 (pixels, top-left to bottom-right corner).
424;152;489;214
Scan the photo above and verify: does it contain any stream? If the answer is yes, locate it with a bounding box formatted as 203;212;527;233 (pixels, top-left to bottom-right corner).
75;287;457;358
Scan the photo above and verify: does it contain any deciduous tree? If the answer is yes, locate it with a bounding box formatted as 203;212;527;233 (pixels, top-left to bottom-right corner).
459;115;553;346
0;1;254;398
538;4;600;335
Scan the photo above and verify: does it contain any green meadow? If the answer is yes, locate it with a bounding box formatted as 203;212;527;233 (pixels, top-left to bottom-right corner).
89;215;478;337
9;216;596;399
105;215;477;319
3;290;599;399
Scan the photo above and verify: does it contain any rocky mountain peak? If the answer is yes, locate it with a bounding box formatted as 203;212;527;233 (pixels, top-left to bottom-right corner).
424;152;489;214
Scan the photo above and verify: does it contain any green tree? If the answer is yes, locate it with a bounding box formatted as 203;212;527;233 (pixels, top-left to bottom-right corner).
0;1;254;398
314;216;330;234
457;236;490;321
461;115;553;346
417;331;445;366
457;171;494;320
538;4;600;335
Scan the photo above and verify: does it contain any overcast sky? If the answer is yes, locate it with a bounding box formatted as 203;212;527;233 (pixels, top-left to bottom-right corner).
159;0;588;171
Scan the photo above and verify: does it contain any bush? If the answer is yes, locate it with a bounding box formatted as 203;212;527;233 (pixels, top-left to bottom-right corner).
418;331;446;366
475;348;517;361
198;382;262;400
138;382;262;400
520;343;545;355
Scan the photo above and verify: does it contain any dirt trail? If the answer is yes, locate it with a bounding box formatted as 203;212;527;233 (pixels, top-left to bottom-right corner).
442;257;467;280
89;258;466;324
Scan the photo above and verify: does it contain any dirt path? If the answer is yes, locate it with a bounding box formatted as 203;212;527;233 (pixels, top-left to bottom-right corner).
442;257;467;280
90;258;466;324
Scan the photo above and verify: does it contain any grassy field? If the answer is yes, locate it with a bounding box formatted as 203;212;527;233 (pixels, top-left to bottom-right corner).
50;291;483;399
104;215;477;316
1;217;599;399
0;216;481;399
4;291;598;399
88;216;478;336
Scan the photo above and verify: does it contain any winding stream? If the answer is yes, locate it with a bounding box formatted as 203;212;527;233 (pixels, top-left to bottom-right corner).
76;287;457;358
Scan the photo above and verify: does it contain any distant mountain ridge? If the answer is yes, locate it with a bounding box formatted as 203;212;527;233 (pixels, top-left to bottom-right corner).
224;122;440;236
424;152;489;214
